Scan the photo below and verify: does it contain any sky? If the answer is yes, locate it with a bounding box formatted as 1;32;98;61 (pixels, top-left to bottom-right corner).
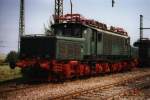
0;0;150;54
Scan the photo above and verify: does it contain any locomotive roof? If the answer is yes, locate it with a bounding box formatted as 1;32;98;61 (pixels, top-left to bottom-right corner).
52;23;129;39
84;24;129;39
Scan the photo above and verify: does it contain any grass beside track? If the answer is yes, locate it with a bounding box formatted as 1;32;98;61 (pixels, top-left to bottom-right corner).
0;65;22;82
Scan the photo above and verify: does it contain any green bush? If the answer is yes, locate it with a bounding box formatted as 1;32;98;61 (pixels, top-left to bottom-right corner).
5;51;18;69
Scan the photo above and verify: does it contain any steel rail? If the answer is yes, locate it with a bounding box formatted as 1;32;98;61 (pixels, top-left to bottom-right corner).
0;81;49;95
49;74;150;100
106;78;150;99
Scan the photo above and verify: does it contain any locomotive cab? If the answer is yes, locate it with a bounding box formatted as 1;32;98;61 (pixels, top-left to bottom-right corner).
19;23;87;61
51;23;86;60
52;23;84;38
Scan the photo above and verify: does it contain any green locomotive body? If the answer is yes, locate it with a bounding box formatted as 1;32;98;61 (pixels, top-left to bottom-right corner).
52;23;130;61
20;23;130;61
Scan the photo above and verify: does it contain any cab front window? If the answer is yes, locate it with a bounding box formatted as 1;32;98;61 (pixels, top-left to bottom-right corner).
52;23;83;38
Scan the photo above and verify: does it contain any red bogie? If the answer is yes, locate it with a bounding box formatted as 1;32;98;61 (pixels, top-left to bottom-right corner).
63;63;72;79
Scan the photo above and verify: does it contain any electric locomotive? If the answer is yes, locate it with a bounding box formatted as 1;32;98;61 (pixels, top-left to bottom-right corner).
15;14;138;80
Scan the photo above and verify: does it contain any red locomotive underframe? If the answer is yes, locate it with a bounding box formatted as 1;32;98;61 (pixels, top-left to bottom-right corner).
16;59;139;81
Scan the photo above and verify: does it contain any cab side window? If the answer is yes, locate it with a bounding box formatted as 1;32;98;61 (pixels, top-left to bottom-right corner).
98;33;102;42
92;30;97;41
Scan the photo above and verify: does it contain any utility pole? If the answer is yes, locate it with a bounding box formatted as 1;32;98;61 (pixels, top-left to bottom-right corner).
138;15;150;67
19;0;25;36
19;0;25;52
112;0;115;7
140;15;143;40
70;0;73;22
140;15;150;40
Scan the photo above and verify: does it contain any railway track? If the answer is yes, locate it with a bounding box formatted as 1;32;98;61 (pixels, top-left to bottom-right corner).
0;68;150;100
0;79;50;95
0;84;34;94
105;76;150;100
49;74;150;100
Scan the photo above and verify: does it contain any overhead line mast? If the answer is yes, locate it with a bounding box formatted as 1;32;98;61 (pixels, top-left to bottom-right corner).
19;0;25;36
19;0;25;52
54;0;63;24
140;15;150;40
112;0;115;7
